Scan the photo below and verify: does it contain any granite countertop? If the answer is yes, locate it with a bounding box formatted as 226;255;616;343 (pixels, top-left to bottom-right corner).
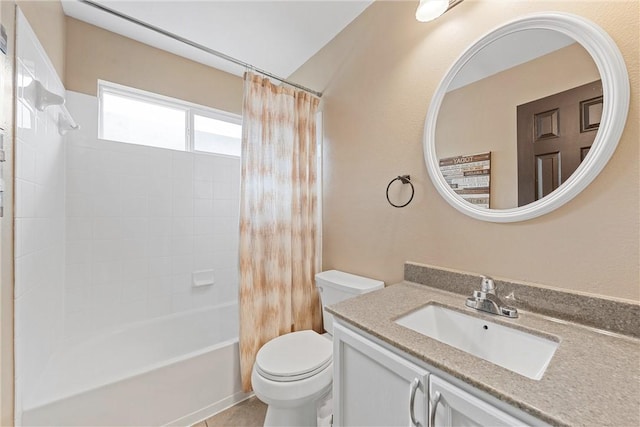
327;281;640;427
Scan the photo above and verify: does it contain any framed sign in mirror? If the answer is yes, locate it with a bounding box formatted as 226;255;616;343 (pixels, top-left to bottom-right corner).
423;12;629;222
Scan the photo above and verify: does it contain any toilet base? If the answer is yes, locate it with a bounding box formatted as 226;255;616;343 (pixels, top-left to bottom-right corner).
263;400;318;427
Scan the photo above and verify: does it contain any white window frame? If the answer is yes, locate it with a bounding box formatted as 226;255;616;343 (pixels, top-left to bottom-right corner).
97;80;242;157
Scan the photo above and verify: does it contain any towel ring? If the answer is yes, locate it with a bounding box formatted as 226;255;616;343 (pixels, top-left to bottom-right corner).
386;175;414;208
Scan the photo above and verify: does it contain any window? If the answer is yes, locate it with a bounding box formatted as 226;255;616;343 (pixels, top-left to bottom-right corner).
193;113;242;157
98;80;241;157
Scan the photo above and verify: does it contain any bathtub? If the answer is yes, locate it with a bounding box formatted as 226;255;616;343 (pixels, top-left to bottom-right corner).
21;303;250;426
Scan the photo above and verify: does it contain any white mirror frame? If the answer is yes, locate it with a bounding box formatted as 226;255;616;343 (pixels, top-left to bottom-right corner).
423;12;630;222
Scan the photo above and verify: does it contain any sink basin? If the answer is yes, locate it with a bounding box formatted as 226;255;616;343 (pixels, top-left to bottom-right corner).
395;304;558;380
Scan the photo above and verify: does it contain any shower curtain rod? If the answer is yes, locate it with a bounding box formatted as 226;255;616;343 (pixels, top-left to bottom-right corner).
78;0;323;98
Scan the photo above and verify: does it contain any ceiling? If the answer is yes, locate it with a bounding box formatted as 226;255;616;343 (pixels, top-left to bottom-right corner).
61;0;373;80
448;29;576;91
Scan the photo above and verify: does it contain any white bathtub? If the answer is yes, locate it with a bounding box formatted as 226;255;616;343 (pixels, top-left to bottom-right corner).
21;303;250;426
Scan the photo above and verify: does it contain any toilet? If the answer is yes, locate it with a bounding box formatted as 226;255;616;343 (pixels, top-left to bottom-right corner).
251;270;384;427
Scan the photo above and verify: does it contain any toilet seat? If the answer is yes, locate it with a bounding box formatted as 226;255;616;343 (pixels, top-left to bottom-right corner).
255;330;332;382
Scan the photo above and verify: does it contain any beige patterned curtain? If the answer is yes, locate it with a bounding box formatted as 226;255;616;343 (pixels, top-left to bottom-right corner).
239;72;322;391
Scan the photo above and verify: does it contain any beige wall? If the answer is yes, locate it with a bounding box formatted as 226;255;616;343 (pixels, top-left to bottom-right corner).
438;42;599;209
17;0;66;81
291;0;639;302
65;17;243;115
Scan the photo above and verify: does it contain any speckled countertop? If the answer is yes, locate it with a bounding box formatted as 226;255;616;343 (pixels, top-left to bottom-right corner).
327;281;640;427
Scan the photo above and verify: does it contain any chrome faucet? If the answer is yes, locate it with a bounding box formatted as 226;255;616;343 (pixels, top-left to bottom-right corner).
465;276;518;318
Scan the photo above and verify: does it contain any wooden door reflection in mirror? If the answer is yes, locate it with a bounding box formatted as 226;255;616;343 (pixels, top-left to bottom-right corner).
516;80;603;206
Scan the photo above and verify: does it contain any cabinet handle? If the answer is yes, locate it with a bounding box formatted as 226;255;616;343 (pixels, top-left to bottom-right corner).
409;377;422;427
429;391;441;427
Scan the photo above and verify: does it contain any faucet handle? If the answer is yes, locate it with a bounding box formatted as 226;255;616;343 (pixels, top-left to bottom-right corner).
480;275;495;293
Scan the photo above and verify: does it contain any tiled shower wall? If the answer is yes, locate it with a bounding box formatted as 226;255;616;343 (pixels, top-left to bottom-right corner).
14;11;66;419
63;91;240;343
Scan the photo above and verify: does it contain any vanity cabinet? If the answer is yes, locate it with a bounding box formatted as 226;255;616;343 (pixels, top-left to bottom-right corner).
429;375;525;426
333;321;543;427
333;322;429;427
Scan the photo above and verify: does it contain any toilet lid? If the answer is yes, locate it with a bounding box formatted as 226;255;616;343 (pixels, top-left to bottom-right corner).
255;330;332;382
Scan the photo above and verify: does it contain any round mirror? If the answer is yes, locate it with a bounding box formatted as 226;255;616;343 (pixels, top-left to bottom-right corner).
423;12;629;222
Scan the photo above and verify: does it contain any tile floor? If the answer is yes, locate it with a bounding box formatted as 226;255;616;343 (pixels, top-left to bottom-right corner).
193;397;267;427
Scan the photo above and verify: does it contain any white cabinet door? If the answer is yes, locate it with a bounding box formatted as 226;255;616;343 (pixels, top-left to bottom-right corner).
333;323;429;427
429;375;528;427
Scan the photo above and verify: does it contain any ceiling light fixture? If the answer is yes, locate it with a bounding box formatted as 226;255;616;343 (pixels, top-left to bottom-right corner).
416;0;463;22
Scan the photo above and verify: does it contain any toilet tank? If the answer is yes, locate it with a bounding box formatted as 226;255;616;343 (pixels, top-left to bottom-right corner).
315;270;384;335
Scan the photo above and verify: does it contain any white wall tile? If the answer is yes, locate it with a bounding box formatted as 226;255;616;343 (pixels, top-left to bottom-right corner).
121;196;148;217
92;193;122;217
21;218;41;256
66;263;91;288
67;195;93;218
193;252;215;272
147;236;172;258
66;146;93;172
93;217;123;240
91;239;122;263
14;22;67;403
147;176;172;197
35;183;60;219
89;284;121;308
194;217;215;235
171;255;194;275
120;279;148;303
148;195;172;217
148;275;172;298
14;252;40;299
171;237;193;257
216;275;239;305
122;258;149;282
120;152;151;177
91;261;122;287
170;273;191;295
146;150;172;178
171;291;193;313
147;295;172;318
15;179;36;218
121;238;148;259
194;155;216;181
172;196;194;217
90;149;122;173
147;217;170;235
212;249;238;272
171;151;194;181
172;178;194;199
194;179;213;199
16;139;36;181
194;198;214;217
170;216;193;236
193;286;217;308
91;304;119;332
194;235;216;254
121;217;149;238
148;256;172;278
65;286;88;314
61;91;241;344
92;171;121;194
121;175;150;198
66;240;92;265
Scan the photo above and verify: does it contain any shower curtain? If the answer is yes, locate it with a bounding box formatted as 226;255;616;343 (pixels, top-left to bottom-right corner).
238;72;322;391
